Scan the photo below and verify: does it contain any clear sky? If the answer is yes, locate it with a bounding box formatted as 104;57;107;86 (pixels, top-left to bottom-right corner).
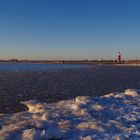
0;0;140;60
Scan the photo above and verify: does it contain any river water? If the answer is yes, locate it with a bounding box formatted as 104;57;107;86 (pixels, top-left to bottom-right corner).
0;63;89;72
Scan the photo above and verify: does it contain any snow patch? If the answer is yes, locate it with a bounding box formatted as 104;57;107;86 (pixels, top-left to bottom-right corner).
0;89;140;139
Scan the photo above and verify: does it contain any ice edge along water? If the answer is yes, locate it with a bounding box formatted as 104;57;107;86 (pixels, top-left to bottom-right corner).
0;89;140;140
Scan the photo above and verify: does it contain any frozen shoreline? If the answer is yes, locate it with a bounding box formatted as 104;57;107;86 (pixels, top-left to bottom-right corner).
0;89;140;140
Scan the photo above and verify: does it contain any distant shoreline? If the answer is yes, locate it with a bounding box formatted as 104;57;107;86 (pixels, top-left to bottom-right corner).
0;59;140;65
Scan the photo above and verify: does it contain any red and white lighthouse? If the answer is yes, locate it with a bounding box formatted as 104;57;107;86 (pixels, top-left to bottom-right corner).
117;52;121;63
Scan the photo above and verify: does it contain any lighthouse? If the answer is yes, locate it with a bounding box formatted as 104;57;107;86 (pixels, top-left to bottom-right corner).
117;52;121;63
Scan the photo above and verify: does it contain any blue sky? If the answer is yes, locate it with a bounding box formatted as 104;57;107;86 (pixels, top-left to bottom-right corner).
0;0;140;60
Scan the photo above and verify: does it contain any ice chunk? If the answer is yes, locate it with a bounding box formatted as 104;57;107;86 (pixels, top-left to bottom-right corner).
75;96;90;104
22;128;41;140
124;89;139;97
77;122;104;132
92;104;104;111
21;100;47;113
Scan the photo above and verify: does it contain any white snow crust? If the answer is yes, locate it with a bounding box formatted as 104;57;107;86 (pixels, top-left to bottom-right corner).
0;89;140;140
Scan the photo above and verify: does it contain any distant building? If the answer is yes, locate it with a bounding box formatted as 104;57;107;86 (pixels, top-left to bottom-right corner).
117;52;121;63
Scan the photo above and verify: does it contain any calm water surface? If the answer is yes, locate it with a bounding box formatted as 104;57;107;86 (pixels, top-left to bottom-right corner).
0;63;89;72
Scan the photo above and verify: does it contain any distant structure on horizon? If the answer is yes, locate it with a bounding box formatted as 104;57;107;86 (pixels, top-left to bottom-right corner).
117;52;121;63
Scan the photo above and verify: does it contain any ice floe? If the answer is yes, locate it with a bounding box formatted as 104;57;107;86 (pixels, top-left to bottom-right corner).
0;89;140;139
